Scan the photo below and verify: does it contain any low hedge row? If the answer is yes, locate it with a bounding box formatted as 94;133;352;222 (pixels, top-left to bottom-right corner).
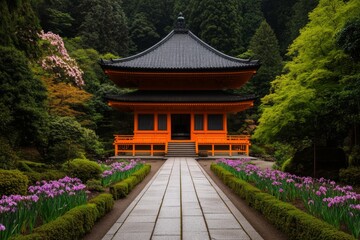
110;164;151;200
10;193;114;240
210;164;355;240
0;170;29;196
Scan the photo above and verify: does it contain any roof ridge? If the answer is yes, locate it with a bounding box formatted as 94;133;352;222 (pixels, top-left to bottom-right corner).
187;31;258;64
105;30;176;64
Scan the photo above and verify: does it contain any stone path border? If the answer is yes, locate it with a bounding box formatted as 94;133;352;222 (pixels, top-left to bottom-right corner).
102;157;263;240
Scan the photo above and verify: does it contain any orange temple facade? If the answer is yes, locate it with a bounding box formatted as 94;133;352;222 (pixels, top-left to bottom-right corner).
100;15;260;157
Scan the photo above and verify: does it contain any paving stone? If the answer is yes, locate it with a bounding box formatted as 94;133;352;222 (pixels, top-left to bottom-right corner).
206;219;241;229
158;206;181;218
182;216;207;232
151;235;181;240
153;218;180;235
204;213;234;220
182;231;210;240
119;222;155;232
126;215;157;223
112;232;152;240
209;229;250;240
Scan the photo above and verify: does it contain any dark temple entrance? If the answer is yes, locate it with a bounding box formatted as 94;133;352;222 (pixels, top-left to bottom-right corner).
171;114;191;140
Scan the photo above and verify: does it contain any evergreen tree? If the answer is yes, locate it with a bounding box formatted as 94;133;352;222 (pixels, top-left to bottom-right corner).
34;0;74;36
135;0;176;37
188;0;243;55
287;0;319;43
0;0;41;58
78;0;130;56
130;13;160;53
0;46;47;147
248;21;283;99
237;0;264;48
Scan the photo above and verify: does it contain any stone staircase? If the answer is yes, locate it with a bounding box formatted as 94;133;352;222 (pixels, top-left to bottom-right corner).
166;142;196;157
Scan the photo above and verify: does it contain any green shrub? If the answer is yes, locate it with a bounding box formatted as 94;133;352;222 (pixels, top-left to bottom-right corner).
86;179;105;192
0;170;28;196
24;170;67;185
339;167;360;186
63;158;102;182
211;164;355;240
110;182;128;200
110;164;151;200
88;193;114;218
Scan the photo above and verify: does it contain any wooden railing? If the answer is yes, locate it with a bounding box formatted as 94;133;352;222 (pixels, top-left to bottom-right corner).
195;134;250;156
114;135;168;156
113;134;250;156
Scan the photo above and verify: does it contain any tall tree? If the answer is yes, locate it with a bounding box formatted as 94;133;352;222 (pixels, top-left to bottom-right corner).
254;0;360;156
78;0;130;56
287;0;319;42
188;0;243;55
261;0;318;55
130;13;160;53
0;0;40;58
248;20;283;100
0;46;47;147
237;0;264;48
136;0;175;37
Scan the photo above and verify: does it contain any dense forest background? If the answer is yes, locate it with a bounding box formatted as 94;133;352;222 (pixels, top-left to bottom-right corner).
1;0;359;178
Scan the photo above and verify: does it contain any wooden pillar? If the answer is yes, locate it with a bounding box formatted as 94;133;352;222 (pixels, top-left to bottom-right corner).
114;144;118;156
229;144;232;156
132;144;135;156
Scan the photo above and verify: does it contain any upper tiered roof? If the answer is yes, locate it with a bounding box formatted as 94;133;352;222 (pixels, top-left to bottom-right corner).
100;14;260;90
100;14;259;72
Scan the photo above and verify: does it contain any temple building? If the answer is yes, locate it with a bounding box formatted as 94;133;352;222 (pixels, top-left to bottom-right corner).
100;14;260;157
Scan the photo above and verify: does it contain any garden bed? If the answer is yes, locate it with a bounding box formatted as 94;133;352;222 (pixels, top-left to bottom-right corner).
211;159;358;240
1;159;152;240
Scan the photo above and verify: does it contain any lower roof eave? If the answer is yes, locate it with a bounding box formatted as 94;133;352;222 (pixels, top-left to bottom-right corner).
108;101;254;112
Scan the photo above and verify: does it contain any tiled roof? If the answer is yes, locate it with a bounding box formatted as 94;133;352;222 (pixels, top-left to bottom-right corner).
106;90;256;103
100;30;260;71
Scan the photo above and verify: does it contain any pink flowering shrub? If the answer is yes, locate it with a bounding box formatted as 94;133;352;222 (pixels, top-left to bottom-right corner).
39;31;84;86
0;176;86;240
216;159;360;238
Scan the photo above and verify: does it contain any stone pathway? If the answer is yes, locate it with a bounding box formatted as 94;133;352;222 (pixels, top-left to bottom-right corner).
102;157;263;240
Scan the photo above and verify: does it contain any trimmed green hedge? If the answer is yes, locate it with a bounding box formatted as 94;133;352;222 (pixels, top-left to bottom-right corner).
89;193;114;218
210;164;355;240
10;193;114;240
0;170;29;196
110;164;151;200
63;158;102;183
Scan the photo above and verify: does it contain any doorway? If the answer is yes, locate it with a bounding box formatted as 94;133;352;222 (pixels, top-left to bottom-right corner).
171;114;191;140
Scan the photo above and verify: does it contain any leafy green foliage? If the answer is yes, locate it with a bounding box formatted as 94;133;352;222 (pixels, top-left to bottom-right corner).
40;116;104;163
0;170;29;196
188;0;243;55
63;158;102;183
0;46;47;148
130;13;160;53
339;167;360;186
254;0;360;158
337;18;360;61
0;0;41;58
78;0;130;55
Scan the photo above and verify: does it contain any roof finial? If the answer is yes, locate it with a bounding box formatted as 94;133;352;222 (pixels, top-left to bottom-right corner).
175;12;186;31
